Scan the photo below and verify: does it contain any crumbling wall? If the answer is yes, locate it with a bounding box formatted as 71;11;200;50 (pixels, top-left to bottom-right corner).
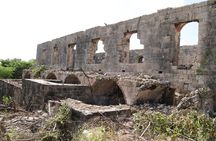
203;0;216;93
90;78;126;105
0;79;22;105
21;79;91;110
178;45;198;67
93;53;105;64
36;1;216;93
37;1;210;72
40;70;175;106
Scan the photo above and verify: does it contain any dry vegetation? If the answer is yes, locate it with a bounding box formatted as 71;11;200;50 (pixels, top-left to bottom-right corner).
0;103;215;141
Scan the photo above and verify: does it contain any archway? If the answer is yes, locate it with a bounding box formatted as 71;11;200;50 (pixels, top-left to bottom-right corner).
175;21;199;66
64;74;81;84
179;22;199;46
46;73;57;80
91;79;126;105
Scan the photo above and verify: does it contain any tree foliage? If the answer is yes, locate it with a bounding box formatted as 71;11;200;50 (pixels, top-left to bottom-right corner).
0;59;35;79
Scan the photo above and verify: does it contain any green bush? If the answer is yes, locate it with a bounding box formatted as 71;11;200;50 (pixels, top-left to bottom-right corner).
2;96;13;106
0;66;13;79
133;110;216;140
0;59;35;79
32;65;46;78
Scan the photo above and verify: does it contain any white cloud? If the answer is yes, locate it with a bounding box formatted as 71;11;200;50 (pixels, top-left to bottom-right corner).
0;0;202;60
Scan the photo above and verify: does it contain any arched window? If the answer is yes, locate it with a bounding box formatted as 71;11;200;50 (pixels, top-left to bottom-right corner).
180;22;199;46
175;21;199;67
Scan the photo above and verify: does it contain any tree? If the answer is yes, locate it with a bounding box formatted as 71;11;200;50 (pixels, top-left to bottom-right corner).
0;59;35;79
0;66;13;79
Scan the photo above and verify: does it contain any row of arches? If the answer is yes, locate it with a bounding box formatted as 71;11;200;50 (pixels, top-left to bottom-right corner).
24;72;81;84
40;73;126;105
24;71;175;106
46;73;81;84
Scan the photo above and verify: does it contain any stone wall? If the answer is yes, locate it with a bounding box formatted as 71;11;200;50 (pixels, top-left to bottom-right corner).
0;79;22;105
21;79;91;110
90;49;144;65
40;71;175;105
178;45;198;67
36;1;216;93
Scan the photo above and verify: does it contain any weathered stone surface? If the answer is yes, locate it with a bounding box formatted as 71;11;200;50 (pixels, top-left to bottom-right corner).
0;79;22;105
35;1;216;94
21;79;91;111
62;98;131;119
177;88;216;117
118;75;174;105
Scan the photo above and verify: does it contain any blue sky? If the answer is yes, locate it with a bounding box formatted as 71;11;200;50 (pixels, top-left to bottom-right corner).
0;0;206;60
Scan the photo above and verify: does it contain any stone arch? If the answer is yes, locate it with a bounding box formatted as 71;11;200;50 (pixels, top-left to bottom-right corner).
23;72;31;79
91;79;126;105
64;74;81;84
176;21;199;46
46;73;57;80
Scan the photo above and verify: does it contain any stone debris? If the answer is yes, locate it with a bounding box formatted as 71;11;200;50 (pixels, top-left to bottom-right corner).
0;110;49;140
1;0;216;139
177;88;216;117
62;98;131;119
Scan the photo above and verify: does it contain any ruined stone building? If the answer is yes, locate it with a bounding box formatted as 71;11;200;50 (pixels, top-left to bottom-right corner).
36;1;216;92
1;1;216;112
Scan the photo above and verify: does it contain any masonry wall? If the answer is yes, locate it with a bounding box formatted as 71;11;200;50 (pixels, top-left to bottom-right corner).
0;79;22;105
36;1;216;92
203;0;216;92
21;79;91;110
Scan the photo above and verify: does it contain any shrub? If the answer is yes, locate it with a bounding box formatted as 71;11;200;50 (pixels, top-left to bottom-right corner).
0;66;13;79
0;59;35;79
32;65;46;78
133;110;216;140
